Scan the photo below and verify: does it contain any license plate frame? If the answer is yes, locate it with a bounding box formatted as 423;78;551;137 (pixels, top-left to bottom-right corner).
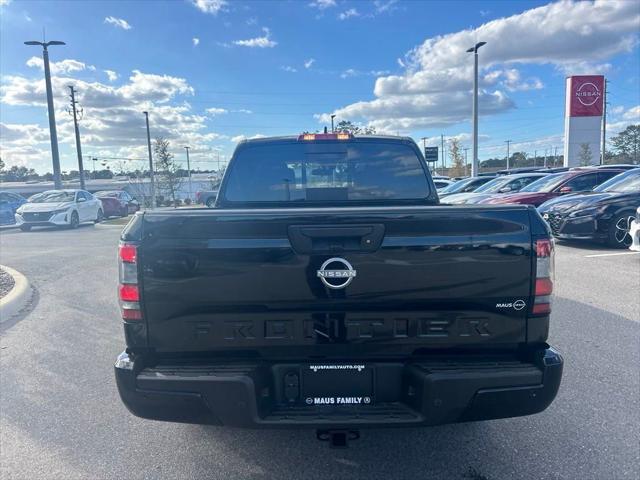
301;364;374;406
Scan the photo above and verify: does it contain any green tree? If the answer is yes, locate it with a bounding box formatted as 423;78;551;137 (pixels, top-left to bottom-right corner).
511;152;528;168
610;124;639;164
154;137;184;207
578;143;594;166
2;165;36;181
93;169;114;179
448;138;465;177
0;157;5;172
334;120;376;135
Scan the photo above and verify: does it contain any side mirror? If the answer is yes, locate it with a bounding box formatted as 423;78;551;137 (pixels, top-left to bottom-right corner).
498;186;512;193
559;186;572;194
77;197;87;203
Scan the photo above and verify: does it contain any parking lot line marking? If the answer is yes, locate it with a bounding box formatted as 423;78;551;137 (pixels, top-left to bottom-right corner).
585;252;640;258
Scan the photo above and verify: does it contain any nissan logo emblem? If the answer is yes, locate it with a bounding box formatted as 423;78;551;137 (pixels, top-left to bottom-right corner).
316;257;357;289
576;82;601;107
513;300;526;311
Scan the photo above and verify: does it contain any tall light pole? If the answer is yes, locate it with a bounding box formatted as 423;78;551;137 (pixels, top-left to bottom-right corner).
440;134;445;172
184;146;193;202
24;40;65;189
143;111;156;208
463;147;469;176
601;80;607;165
467;41;486;177
505;140;512;170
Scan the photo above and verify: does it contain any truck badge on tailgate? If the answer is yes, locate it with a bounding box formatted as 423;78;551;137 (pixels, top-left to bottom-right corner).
496;299;527;310
317;257;357;289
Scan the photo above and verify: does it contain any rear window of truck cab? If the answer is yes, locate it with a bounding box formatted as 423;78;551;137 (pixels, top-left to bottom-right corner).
222;140;431;204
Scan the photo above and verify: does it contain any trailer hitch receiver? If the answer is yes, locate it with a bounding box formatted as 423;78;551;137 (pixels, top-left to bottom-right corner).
316;429;360;448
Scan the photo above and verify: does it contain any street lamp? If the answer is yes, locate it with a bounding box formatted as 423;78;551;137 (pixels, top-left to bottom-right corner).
466;41;486;177
24;40;66;189
184;146;193;203
143;111;156;208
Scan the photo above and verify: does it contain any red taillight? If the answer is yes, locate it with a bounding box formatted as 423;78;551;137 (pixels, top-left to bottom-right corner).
532;303;551;315
535;277;553;296
118;284;139;302
533;238;554;315
119;244;137;263
118;243;142;321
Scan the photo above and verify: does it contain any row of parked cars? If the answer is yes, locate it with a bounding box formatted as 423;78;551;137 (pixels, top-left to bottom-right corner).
0;189;140;231
437;165;640;249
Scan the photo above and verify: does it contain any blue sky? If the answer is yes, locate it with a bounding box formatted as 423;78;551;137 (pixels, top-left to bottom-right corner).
1;0;639;174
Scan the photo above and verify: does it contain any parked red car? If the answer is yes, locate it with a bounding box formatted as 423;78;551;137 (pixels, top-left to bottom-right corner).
94;190;140;218
480;168;625;207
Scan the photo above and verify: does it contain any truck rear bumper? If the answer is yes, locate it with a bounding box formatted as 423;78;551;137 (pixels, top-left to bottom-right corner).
114;347;563;428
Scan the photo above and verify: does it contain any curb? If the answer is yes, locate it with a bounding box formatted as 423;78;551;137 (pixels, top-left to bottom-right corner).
95;223;126;228
0;265;33;323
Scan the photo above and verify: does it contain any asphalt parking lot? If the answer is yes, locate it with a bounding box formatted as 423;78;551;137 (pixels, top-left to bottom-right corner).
1;224;638;480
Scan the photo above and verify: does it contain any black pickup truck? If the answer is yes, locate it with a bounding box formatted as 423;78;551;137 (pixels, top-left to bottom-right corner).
115;133;562;445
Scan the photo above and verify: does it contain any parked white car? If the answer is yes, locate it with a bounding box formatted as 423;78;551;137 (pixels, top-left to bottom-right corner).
15;189;104;231
433;179;455;191
629;207;640;252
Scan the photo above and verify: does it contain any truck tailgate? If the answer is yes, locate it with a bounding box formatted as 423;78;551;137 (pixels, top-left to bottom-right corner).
137;206;535;355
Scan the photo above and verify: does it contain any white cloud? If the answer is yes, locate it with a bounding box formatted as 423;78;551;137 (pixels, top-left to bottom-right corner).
233;27;277;48
0;122;49;145
373;0;398;14
206;107;228;116
104;70;118;82
231;133;266;143
104;16;132;30
608;104;640;135
281;65;297;73
190;0;227;15
484;68;544;91
0;0;12;6
192;37;200;46
0;123;57;170
304;58;315;69
338;8;359;20
26;56;93;75
340;68;391;79
309;0;336;10
234;109;253;114
558;61;612;75
317;0;640;131
610;105;625;116
0;65;225;173
622;105;640;121
340;68;357;79
422;132;491;147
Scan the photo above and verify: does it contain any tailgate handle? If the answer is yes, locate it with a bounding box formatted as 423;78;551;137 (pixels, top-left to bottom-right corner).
288;224;385;254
